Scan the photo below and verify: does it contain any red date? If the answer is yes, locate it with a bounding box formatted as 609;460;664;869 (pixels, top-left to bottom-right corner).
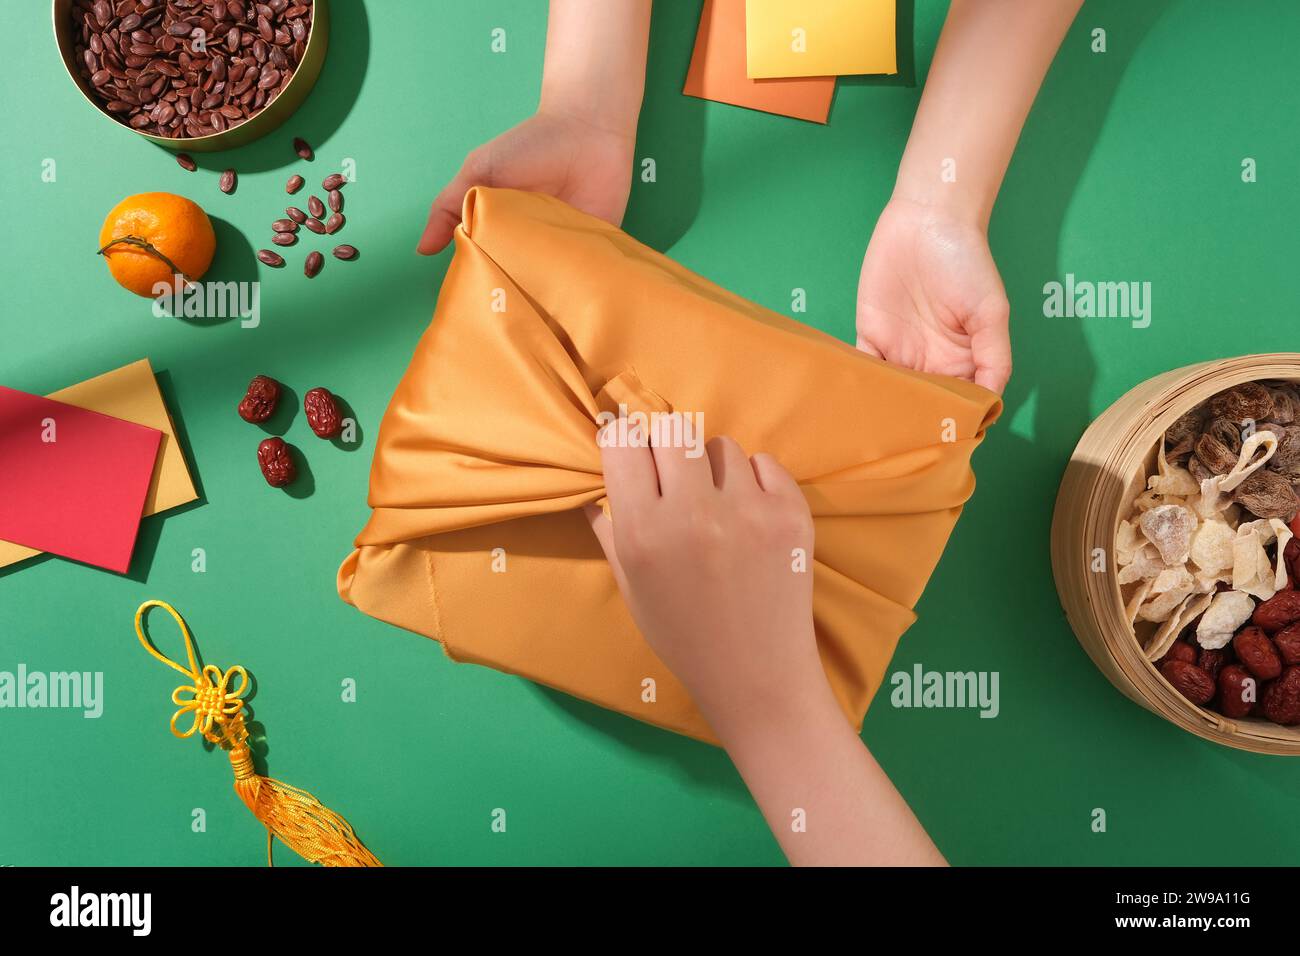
1252;590;1300;634
1158;640;1198;667
303;386;343;439
257;437;297;487
1274;623;1300;665
1262;666;1300;725
1233;626;1283;682
237;374;282;423
1216;664;1257;719
1160;660;1215;706
1197;646;1229;680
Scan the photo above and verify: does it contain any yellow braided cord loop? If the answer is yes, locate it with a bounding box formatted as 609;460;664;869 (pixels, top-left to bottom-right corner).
135;600;383;867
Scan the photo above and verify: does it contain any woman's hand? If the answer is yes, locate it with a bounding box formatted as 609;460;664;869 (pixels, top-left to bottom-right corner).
417;0;650;255
587;422;945;866
856;196;1011;393
585;424;824;736
858;0;1083;394
417;111;635;254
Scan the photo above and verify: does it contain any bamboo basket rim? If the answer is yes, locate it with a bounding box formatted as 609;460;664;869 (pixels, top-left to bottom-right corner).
1052;353;1300;754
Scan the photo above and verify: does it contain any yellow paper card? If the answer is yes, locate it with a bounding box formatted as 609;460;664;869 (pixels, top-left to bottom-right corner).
0;358;198;569
745;0;896;79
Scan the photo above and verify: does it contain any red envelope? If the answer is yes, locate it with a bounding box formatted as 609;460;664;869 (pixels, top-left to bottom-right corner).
0;385;162;573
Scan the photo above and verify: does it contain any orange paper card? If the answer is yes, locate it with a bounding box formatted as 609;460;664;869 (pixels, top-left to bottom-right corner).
683;0;836;124
0;386;161;573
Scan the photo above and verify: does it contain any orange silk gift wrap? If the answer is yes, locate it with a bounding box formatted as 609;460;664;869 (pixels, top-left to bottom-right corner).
338;187;1001;744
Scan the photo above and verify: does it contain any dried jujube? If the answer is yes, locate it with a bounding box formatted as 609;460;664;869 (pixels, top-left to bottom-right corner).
1233;626;1282;681
1198;646;1229;681
1217;664;1257;719
1159;640;1198;667
237;374;282;423
1254;590;1300;633
1160;659;1215;706
303;387;343;438
1274;623;1300;665
1261;666;1300;725
257;437;297;487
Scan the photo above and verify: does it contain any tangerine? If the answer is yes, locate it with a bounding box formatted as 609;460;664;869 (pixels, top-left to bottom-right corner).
98;192;216;297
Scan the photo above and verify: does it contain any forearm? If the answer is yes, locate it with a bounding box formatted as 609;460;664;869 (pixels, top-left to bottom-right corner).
894;0;1083;227
539;0;651;137
712;678;946;867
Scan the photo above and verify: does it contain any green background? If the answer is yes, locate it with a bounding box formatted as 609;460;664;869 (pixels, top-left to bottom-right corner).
3;0;1298;866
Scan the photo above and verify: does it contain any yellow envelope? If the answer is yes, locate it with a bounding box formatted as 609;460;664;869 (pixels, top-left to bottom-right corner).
746;0;896;79
0;358;198;569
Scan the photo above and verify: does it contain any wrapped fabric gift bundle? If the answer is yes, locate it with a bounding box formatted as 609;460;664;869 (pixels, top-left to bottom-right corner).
338;187;1001;744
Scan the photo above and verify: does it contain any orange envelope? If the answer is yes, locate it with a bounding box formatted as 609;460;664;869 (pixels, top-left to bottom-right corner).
0;359;198;569
683;0;836;124
338;188;1000;745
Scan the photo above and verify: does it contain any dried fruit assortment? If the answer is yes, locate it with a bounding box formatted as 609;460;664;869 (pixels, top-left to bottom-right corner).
238;374;347;487
1118;380;1300;725
70;0;314;140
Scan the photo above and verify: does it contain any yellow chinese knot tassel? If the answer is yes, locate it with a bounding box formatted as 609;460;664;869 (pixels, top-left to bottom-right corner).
134;599;382;867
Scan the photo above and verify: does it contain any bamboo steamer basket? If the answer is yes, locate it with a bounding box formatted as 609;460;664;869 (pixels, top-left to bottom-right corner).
1051;353;1300;754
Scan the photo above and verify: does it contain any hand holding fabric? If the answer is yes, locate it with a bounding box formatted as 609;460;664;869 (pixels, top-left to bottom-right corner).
417;0;650;255
858;0;1083;393
856;197;1011;394
417;112;635;255
586;428;820;737
586;428;946;866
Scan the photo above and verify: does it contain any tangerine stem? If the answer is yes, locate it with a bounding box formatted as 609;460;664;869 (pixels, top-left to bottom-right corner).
97;235;193;284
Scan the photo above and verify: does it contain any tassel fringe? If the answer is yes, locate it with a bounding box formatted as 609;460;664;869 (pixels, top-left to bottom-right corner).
135;600;383;867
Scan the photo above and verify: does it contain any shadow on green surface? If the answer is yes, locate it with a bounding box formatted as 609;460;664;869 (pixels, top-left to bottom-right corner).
874;2;1178;863
997;1;1173;453
282;442;317;500
531;684;752;802
165;216;256;328
622;0;707;253
125;500;208;584
834;0;917;91
329;392;365;452
124;367;207;583
259;380;301;435
0;551;53;580
156;369;204;502
172;0;372;175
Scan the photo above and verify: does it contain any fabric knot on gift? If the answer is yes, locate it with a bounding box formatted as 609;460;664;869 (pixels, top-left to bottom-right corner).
338;187;1002;744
